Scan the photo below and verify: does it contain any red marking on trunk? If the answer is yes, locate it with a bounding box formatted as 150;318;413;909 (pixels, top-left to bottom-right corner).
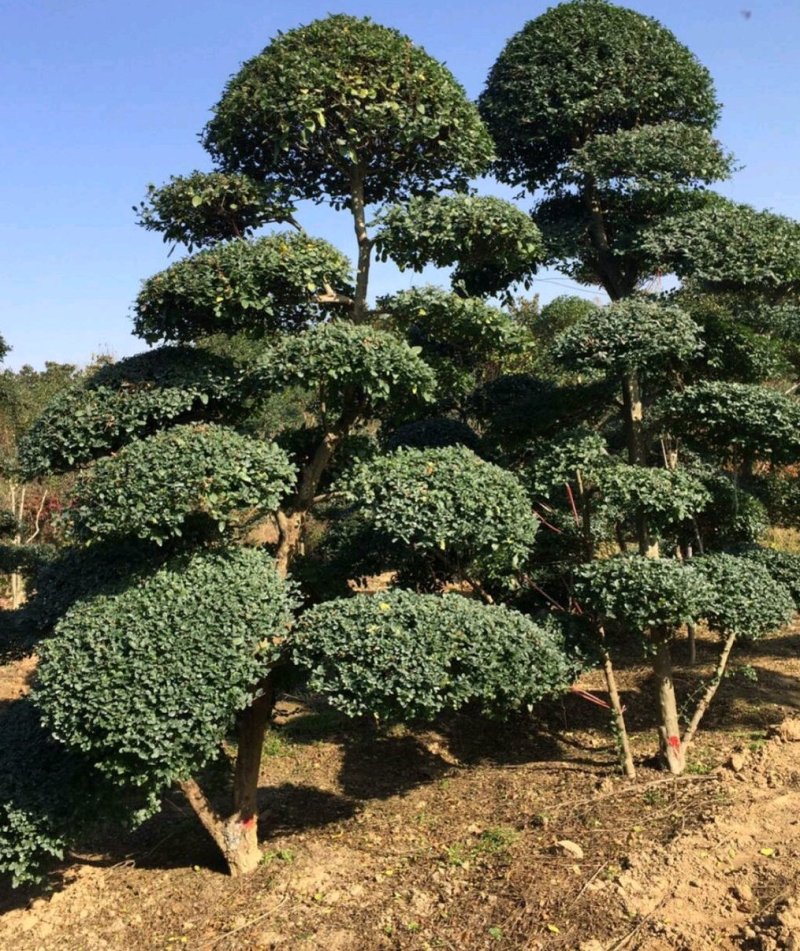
242;816;256;829
668;735;681;750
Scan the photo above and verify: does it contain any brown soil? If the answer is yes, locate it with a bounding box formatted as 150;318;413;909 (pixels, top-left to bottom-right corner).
3;622;800;950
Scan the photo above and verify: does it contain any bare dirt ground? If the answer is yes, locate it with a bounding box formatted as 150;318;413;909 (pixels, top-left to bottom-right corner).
2;621;800;950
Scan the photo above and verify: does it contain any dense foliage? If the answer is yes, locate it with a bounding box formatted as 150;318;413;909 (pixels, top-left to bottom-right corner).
375;195;542;297
204;15;494;207
693;553;795;639
135;171;296;250
292;589;573;720
252;321;437;420
553;298;702;375
34;549;295;812
658;382;800;465
737;548;800;609
68;424;296;544
134;233;352;344
479;0;719;191
574;556;712;640
341;446;537;581
19;347;242;477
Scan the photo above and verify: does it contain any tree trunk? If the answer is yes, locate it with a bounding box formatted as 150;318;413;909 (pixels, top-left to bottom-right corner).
179;778;262;876
179;678;276;876
275;405;361;576
682;629;738;753
600;641;636;779
349;164;373;324
653;639;685;775
621;371;659;558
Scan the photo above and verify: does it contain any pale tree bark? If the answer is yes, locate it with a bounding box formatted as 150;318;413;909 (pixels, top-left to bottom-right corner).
179;679;276;876
275;399;364;577
600;635;636;779
8;483;48;608
653;639;686;775
349;163;374;324
682;629;738;752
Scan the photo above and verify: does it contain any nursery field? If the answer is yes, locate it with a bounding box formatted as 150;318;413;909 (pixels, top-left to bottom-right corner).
3;621;800;951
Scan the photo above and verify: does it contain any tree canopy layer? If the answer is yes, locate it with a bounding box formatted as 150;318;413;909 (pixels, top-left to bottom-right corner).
135;171;296;251
479;0;720;192
134;233;353;344
204;14;494;208
479;0;726;299
34;548;296;812
375;195;543;297
68;424;296;544
18;347;243;477
292;589;573;720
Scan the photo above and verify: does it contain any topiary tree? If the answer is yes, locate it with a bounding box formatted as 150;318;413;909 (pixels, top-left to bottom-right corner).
5;14;569;887
476;0;800;776
203;13;494;321
340;445;538;596
292;589;574;720
32;548;297;875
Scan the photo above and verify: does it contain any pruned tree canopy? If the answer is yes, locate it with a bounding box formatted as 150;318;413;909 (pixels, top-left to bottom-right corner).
292;589;573;720
19;347;243;477
134;233;353;344
204;15;494;208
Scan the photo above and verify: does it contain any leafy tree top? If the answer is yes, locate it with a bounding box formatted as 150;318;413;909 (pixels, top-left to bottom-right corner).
203;14;494;208
251;320;437;423
595;463;711;534
341;445;537;580
693;553;795;639
658;381;800;465
375;195;543;298
135;171;296;251
642;196;800;300
553;298;702;375
575;555;712;640
567;121;733;196
292;589;573;720
134;233;352;345
479;0;720;192
19;347;242;478
380;286;531;378
34;547;296;811
68;424;296;545
385;417;480;453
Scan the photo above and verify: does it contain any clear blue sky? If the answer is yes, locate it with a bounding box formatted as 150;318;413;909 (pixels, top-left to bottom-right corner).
2;0;798;370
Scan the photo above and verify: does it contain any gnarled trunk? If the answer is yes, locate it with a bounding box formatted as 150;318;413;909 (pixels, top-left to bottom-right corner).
179;679;276;876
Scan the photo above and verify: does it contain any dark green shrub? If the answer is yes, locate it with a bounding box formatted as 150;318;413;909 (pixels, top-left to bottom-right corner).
0;700;121;887
693;552;795;638
135;171;295;250
134;233;352;344
341;446;537;581
292;589;574;720
574;556;712;640
375;195;542;297
25;538;168;635
68;424;295;544
19;346;244;477
521;428;607;499
203;15;493;206
658;381;800;465
596;464;711;535
553;299;702;376
0;510;19;538
386;417;480;453
252;320;437;418
34;548;296;813
737;547;800;609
